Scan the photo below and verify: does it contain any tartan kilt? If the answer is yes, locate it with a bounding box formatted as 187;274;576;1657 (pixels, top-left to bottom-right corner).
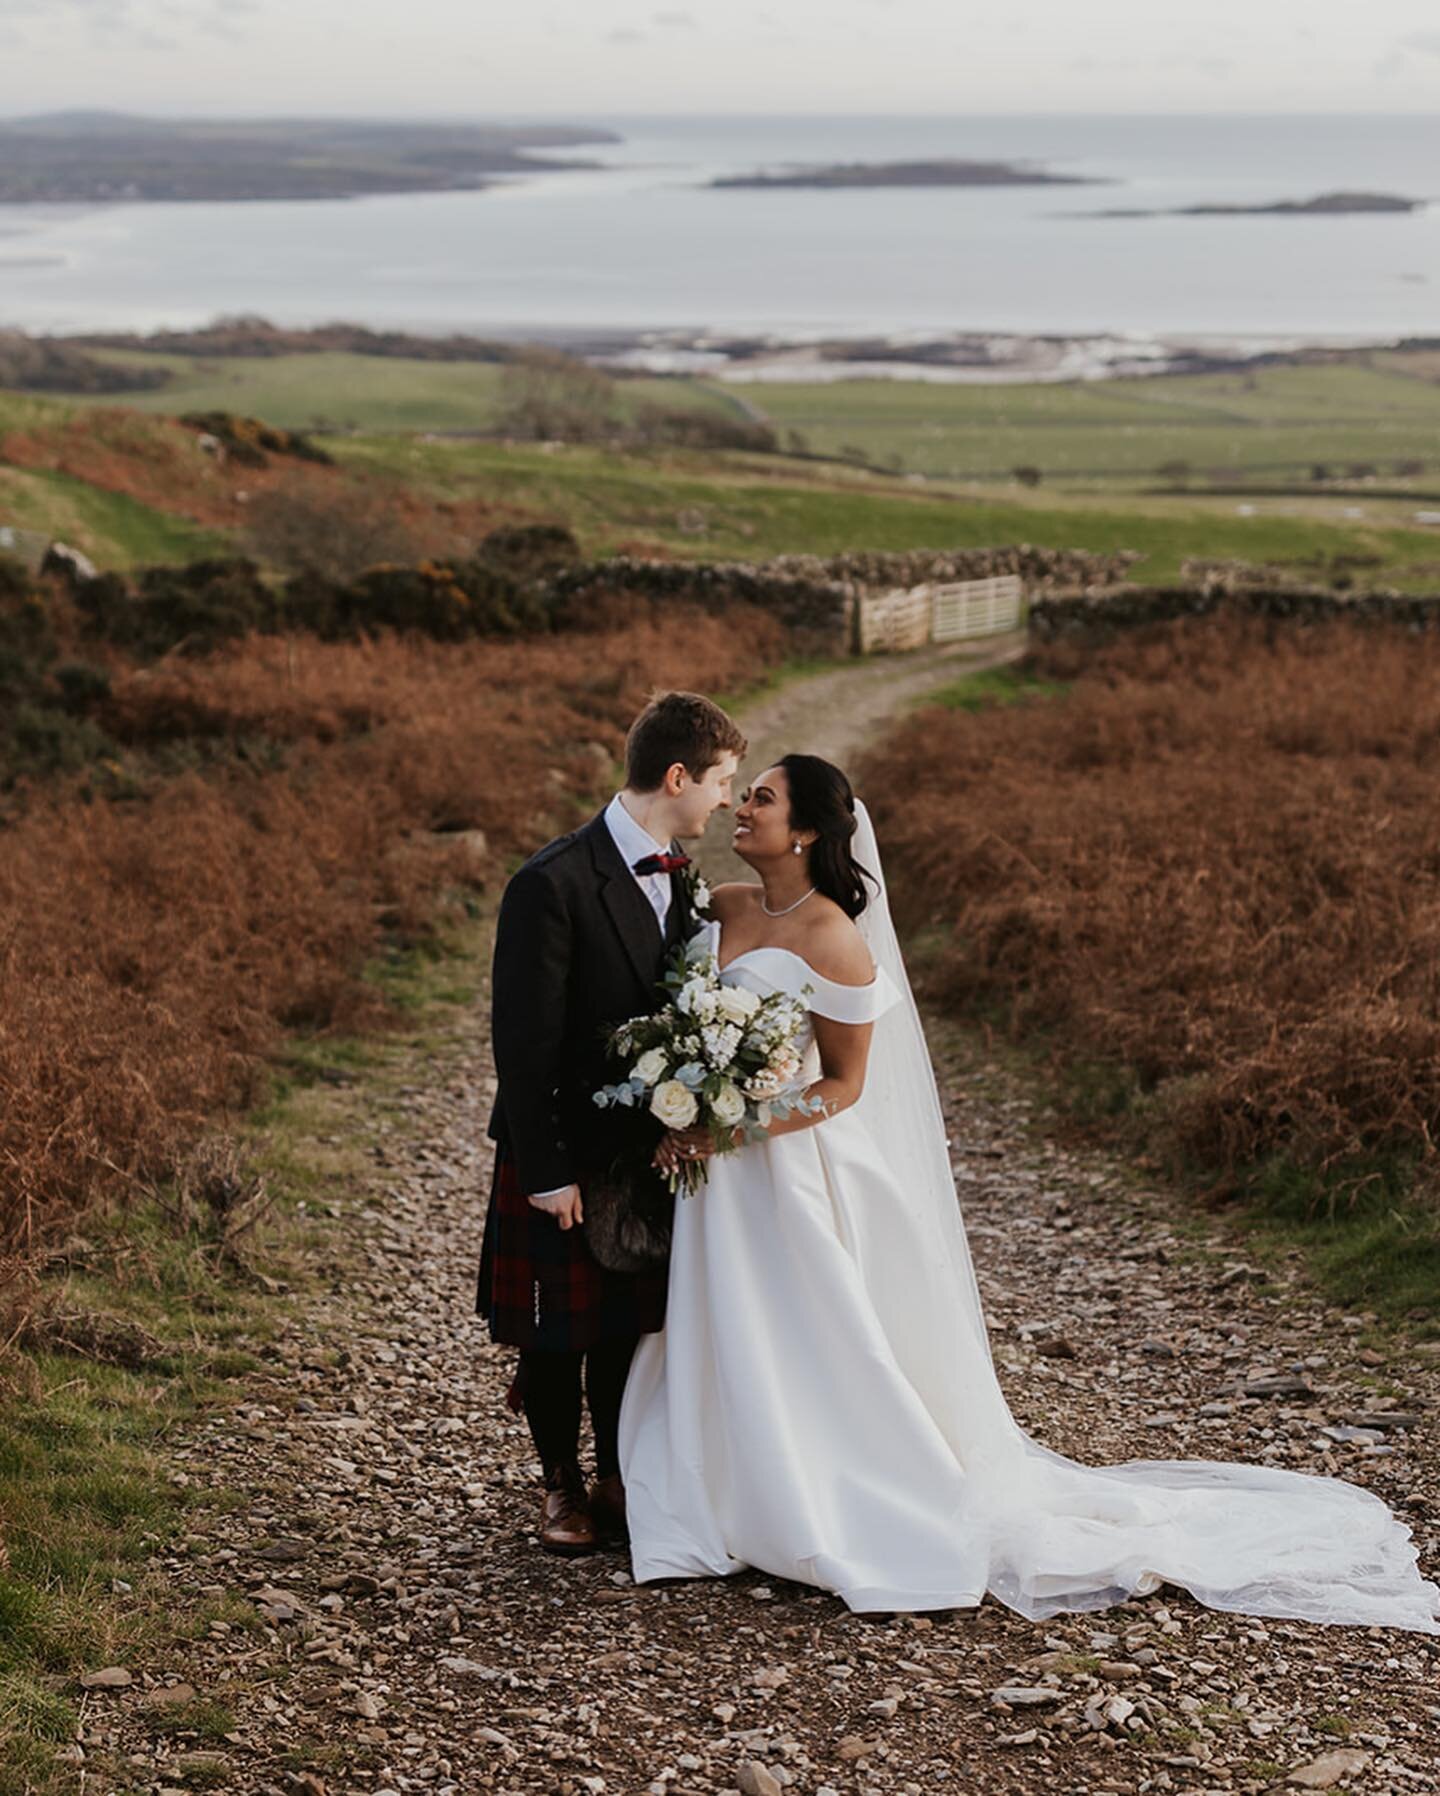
476;1149;669;1352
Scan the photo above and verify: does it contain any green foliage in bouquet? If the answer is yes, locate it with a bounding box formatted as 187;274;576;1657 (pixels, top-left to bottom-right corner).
594;931;822;1193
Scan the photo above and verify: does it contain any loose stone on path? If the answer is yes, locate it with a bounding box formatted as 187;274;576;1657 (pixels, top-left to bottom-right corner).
68;643;1440;1793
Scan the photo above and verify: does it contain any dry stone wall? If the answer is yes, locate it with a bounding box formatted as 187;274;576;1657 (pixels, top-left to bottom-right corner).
1029;583;1440;644
550;546;1135;653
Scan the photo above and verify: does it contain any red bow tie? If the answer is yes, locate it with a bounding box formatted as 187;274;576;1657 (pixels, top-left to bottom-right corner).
633;852;690;876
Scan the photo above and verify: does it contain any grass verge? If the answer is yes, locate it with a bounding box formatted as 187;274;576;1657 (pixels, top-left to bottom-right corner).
923;661;1069;711
0;910;492;1793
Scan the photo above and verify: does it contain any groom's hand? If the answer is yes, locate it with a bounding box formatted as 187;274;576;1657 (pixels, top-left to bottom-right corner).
528;1184;584;1229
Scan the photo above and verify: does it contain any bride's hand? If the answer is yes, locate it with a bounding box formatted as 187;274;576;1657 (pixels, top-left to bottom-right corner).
654;1127;713;1173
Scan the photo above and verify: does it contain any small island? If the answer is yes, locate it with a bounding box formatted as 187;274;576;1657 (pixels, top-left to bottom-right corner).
1085;191;1423;219
711;158;1105;191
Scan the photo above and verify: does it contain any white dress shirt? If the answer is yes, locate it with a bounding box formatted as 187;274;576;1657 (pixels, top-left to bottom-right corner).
604;792;673;932
531;796;675;1199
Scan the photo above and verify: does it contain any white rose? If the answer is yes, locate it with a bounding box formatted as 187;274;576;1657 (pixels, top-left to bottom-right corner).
716;985;761;1024
632;1047;667;1087
693;877;712;912
711;1083;745;1127
651;1079;699;1130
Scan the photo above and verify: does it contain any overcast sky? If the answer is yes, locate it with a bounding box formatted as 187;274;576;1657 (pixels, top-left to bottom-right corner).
2;0;1439;117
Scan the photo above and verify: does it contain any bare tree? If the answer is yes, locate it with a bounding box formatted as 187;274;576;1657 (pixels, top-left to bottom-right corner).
243;476;425;580
497;350;621;443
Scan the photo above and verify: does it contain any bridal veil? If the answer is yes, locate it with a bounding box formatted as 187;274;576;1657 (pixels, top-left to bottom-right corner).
848;800;1439;1632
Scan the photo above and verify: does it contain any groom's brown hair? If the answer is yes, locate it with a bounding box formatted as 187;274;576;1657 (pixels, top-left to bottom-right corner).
625;691;746;791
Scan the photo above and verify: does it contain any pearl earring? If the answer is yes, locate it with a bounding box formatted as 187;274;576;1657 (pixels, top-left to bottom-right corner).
792;841;804;856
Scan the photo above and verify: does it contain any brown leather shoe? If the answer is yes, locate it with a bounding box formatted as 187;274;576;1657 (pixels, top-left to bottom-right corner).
589;1473;628;1544
539;1468;597;1556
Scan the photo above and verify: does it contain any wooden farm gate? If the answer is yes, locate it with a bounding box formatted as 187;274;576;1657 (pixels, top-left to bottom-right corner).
857;584;934;653
931;573;1025;642
858;573;1025;653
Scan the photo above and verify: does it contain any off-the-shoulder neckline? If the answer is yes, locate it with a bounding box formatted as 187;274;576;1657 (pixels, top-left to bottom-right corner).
717;943;879;993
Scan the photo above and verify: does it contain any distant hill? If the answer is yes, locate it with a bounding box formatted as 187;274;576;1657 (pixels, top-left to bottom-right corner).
66;317;524;364
11;109;170;131
0;114;620;203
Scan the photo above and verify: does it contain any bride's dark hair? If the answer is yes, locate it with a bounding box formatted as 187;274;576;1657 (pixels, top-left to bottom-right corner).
777;754;877;920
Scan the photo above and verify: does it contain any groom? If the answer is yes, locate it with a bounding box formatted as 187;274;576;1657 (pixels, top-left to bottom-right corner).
477;690;745;1554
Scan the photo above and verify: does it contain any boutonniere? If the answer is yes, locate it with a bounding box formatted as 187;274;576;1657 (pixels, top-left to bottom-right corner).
681;861;712;915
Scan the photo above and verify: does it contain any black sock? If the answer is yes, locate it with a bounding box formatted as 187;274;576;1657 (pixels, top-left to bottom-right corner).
517;1348;583;1482
585;1334;639;1480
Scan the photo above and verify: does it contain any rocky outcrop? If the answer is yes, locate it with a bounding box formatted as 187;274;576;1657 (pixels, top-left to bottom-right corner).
40;542;98;584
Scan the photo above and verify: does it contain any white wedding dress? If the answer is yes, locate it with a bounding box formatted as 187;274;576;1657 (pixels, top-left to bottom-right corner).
617;809;1440;1632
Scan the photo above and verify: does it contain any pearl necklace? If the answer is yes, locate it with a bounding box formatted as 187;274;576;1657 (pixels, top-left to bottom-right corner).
761;886;816;918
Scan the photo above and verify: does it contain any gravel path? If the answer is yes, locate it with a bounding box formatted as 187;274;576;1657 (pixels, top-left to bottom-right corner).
74;638;1438;1796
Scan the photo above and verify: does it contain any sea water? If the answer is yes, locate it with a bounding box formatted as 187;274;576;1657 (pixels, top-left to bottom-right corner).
1;113;1437;342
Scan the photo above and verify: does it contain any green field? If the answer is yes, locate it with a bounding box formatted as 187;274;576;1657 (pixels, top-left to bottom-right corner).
33;345;1440;488
327;435;1440;587
63;344;1440;504
6;362;1440;587
739;356;1440;486
74;349;743;435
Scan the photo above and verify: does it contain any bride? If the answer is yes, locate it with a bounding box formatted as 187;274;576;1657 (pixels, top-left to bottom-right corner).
617;753;1440;1632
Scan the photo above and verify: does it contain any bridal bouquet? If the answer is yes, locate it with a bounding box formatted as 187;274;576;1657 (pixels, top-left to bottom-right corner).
594;931;821;1194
